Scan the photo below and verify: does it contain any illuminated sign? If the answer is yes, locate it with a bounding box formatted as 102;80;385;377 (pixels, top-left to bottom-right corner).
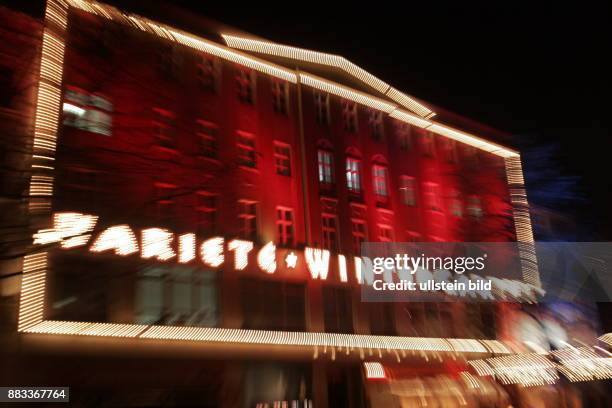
33;212;542;302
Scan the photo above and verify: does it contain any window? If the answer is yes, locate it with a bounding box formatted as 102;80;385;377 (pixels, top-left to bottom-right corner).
323;287;353;333
238;200;258;240
241;279;305;331
135;267;218;327
342;99;358;133
421;131;436;157
237;132;257;168
197;55;218;92
369;303;395;335
406;231;421;242
61;167;100;211
321;214;338;251
317;149;334;186
345;157;362;193
449;189;463;217
0;66;15;107
314;91;330;125
442;139;457;163
63;88;113;136
422;182;442;212
351;219;367;254
273;142;292;176
158;43;182;79
464;146;480;167
276;207;294;246
372;165;389;198
368;109;384;140
399;176;417;206
272;79;289;114
197;120;218;158
196;192;218;235
467;195;483;219
154;183;176;221
396;122;412;150
378;225;394;242
236;68;255;104
152;108;176;149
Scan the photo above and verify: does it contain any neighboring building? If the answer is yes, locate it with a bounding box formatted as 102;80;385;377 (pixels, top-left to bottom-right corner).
1;1;609;408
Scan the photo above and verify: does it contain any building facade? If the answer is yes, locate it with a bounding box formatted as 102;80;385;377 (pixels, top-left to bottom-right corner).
5;1;609;408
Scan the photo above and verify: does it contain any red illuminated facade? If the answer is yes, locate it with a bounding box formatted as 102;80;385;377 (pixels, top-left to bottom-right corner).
0;1;553;407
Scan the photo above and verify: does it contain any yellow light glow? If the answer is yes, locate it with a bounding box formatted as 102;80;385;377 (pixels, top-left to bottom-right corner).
141;228;176;261
33;212;98;248
228;239;254;270
338;254;348;283
200;237;224;267
257;241;277;274
90;225;139;256
17;252;48;331
364;362;386;379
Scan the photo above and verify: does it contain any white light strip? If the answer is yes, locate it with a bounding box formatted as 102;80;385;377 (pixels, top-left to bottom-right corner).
299;73;396;113
22;319;510;355
65;0;297;83
505;156;540;287
221;34;436;118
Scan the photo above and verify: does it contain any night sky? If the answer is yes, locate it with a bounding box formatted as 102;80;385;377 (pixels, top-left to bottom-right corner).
5;0;611;239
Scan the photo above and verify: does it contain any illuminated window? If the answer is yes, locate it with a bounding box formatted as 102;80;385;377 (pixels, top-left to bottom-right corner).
314;91;330;125
237;132;257;168
346;157;362;194
420;131;436;157
442;139;457;163
378;225;394;242
449;189;463;217
368;109;384;141
323;287;353;333
197;54;218;92
351;219;367;253
196;192;218;235
63;88;112;136
273;142;292;176
136;266;218;327
154;183;176;222
236;68;255;104
241;278;305;331
197;120;218;159
272;79;289;115
342;99;358;133
467;195;483;219
152;108;176;149
399;176;417;206
321;213;338;251
276;207;294;246
396;122;412;150
422;182;442;212
317;149;335;186
372;165;389;198
158;43;183;80
238;200;258;240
